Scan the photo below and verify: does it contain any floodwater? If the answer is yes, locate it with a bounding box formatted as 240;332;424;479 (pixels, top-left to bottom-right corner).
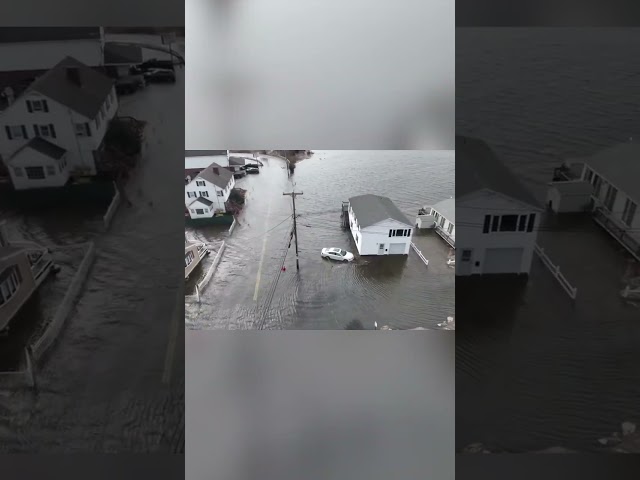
185;150;455;330
456;28;640;452
0;37;185;452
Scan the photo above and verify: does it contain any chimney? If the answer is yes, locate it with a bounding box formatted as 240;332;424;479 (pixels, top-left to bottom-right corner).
66;67;81;87
212;167;219;175
3;86;14;106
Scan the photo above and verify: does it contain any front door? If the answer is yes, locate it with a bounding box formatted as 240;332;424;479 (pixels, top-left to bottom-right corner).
379;243;385;255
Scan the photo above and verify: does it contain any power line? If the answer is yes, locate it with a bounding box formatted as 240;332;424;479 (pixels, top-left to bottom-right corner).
256;228;293;330
283;189;303;271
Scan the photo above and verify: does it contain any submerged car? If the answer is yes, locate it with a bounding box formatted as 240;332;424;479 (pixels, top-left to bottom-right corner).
244;166;259;174
321;248;354;262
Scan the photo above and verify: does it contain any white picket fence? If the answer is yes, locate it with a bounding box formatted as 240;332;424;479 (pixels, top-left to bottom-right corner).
410;242;429;267
534;244;577;301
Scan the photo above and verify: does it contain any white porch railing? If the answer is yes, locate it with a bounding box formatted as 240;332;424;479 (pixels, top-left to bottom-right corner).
534;244;578;301
435;225;455;248
410;242;429;267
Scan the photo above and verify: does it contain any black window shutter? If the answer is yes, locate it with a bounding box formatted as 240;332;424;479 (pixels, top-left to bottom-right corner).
483;215;491;233
388;230;392;237
21;125;27;139
5;126;12;140
527;214;536;232
43;100;49;112
26;101;32;113
50;124;56;138
86;123;91;136
33;125;40;136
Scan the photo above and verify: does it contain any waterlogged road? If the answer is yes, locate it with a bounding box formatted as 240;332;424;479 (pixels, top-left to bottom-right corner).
186;151;455;330
0;38;185;452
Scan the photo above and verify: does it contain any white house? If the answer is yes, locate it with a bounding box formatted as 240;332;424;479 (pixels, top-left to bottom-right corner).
347;194;414;255
185;162;235;218
456;136;543;276
416;197;455;248
1;56;118;189
0;221;53;331
547;143;640;260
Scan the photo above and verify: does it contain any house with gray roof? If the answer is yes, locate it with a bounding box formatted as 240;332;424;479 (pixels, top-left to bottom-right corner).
417;197;455;248
1;56;118;189
547;142;640;261
347;194;414;255
185;162;236;218
456;136;543;276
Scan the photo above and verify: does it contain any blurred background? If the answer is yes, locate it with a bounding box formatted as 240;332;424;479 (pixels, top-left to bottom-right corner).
186;332;454;480
186;0;454;149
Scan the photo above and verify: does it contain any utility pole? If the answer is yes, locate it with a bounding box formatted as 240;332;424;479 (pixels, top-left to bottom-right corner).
283;190;303;270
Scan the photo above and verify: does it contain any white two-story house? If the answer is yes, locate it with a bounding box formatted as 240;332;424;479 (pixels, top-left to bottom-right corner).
185;162;235;218
0;56;118;190
347;194;414;255
456;136;542;276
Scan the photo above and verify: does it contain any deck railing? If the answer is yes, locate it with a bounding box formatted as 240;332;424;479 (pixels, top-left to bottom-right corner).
592;206;640;262
410;242;429;267
534;244;578;301
435;225;456;248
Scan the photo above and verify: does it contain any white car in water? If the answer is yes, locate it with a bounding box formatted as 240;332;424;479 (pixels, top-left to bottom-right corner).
321;247;354;262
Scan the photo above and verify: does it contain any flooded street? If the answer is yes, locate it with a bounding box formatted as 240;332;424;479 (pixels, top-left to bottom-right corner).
0;38;184;452
186;150;454;330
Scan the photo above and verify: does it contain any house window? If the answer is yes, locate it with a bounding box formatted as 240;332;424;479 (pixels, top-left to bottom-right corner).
27;99;48;113
500;215;518;232
593;174;602;197
34;124;56;138
584;167;594;182
604;184;617;211
201;191;209;197
25;166;45;179
196;180;205;186
355;233;359;242
75;123;91;136
482;215;491;234
518;215;527;232
0;266;22;306
461;250;472;262
13;167;23;177
447;223;454;234
5;125;27;140
203;208;208;213
46;165;56;176
190;209;196;213
407;229;411;237
187;191;196;198
389;229;393;237
185;251;194;267
217;190;224;196
622;199;637;227
196;209;204;215
526;213;536;232
491;216;499;232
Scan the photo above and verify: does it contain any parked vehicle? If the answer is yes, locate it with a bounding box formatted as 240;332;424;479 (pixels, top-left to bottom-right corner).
244;166;259;174
139;58;174;71
321;248;354;262
143;68;176;83
233;170;246;179
115;75;145;95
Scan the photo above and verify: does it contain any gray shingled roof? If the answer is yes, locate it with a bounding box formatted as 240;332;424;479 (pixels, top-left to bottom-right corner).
104;42;143;65
196;163;233;189
190;197;214;207
456;136;540;208
27;56;114;119
9;137;66;162
431;198;455;224
0;27;101;43
348;194;411;228
579;143;640;203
